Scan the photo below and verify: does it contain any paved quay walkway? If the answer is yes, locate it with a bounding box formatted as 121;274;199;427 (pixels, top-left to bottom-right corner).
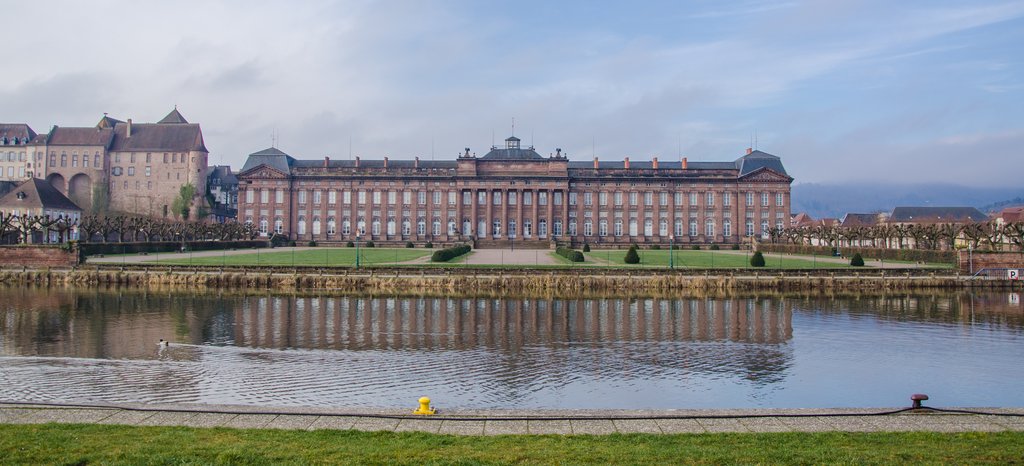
3;403;1022;435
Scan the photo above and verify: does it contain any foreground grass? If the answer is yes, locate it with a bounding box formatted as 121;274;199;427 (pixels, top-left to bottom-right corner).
149;248;431;267
1;424;1021;465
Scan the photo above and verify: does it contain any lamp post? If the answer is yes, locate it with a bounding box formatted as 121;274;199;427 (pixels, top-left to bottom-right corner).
355;235;361;270
669;235;674;269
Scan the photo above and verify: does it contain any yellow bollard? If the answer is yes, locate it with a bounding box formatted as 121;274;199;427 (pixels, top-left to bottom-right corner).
412;396;435;415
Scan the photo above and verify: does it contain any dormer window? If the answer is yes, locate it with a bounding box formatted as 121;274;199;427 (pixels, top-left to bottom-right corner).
505;136;520;150
16;192;26;200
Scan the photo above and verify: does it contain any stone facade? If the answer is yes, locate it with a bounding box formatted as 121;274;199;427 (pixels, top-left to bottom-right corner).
237;137;793;247
0;124;37;181
13;109;207;218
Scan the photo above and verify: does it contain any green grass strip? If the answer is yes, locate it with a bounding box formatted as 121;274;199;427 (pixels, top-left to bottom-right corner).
149;248;431;267
1;424;1022;465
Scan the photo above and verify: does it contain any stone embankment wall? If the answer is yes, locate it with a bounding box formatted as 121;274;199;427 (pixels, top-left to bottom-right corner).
0;246;79;268
958;251;1024;275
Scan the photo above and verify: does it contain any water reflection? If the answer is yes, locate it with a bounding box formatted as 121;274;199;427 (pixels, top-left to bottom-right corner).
0;288;1021;409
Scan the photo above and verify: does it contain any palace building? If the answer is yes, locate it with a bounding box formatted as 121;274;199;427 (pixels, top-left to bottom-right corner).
236;136;793;247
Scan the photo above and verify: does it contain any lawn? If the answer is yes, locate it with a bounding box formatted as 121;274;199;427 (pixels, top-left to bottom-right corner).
149;248;432;267
589;249;852;269
1;424;1021;465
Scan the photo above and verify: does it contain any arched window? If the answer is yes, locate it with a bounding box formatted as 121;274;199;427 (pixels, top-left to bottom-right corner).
417;217;426;236
599;220;608;237
312;216;321;235
628;219;638;237
613;219;622;237
523;219;532;237
342;218;351;235
643;219;652;236
448;219;457;235
567;220;576;236
705;218;715;237
583;220;592;237
492;219;501;237
432;218;441;236
463;219;472;235
538;219;547;237
297;216;306;235
357;218;366;236
327;217;336;235
371;218;381;235
274;217;284;234
259;217;269;236
552;220;562;236
723;219;731;237
402;218;411;236
477;219;487;237
387;217;396;236
659;219;668;237
508;219;517;237
689;219;698;237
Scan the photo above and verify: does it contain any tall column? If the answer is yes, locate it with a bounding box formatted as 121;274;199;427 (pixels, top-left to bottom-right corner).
565;187;573;240
545;189;554;240
530;189;538;240
516;189;523;240
470;189;479;238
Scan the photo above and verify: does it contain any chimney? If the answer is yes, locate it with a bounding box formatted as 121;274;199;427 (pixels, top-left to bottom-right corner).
746;147;753;155
355;156;360;168
682;157;688;169
624;157;630;169
593;156;599;169
652;157;659;169
324;156;329;168
383;156;389;169
126;118;132;138
414;156;420;169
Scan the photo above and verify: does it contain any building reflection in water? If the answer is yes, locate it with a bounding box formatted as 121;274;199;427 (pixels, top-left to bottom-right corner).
1;288;1021;408
232;296;793;351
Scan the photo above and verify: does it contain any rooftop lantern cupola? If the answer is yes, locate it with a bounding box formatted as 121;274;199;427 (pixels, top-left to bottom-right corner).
506;136;520;150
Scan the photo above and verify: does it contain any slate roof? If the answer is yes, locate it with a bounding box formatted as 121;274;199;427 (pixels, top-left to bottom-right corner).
566;161;736;170
480;147;545;160
0;124;37;143
888;206;987;223
791;212;815;227
46;126;116;147
736;150;788;177
96;115;123;129
292;159;458;169
109;121;207;152
240;147;296;174
0;178;82;213
207;165;238;185
158;107;189;124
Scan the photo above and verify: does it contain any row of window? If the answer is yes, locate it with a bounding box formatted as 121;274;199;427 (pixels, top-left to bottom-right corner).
248;216;786;238
246;189;787;208
5;152;26;162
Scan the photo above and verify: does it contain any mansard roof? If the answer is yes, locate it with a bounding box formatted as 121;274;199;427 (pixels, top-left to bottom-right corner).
0;123;37;143
736;150;788;177
0;178;82;213
240;147;296;175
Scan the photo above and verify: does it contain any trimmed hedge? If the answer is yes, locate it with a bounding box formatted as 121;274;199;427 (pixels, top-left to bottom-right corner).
431;244;471;262
759;244;955;263
405;241;415;248
624;246;640;264
80;240;268;256
851;253;865;267
582;243;591;252
424;242;433;249
751;251;766;267
556;246;584;262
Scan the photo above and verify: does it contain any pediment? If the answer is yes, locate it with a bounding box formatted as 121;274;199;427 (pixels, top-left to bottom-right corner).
239;164;288;179
738;167;792;182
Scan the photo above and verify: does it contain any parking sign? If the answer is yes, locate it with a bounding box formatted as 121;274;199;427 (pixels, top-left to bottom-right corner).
1009;269;1020;280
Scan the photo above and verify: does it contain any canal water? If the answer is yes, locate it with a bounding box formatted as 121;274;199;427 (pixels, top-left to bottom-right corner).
1;288;1021;409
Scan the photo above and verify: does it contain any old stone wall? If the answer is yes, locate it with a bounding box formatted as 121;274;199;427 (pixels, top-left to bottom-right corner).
0;245;79;268
958;251;1024;275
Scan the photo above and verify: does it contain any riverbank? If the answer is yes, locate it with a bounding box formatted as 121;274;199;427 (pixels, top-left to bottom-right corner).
0;266;1017;296
2;404;1022;464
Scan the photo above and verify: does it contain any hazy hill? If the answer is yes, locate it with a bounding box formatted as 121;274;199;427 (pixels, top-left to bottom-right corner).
791;183;1024;219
